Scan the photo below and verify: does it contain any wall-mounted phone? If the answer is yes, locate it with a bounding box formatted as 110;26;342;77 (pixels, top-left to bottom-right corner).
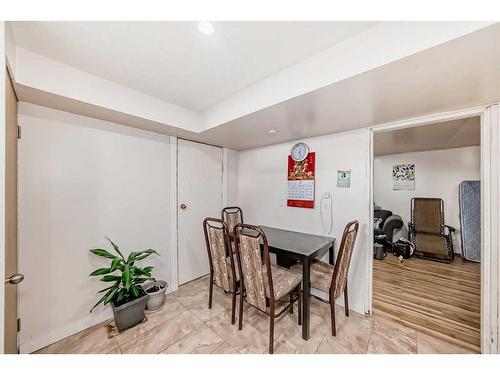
320;192;333;234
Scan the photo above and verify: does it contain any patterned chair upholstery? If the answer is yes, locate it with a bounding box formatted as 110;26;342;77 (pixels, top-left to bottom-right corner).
203;217;240;325
308;260;334;293
222;206;244;234
222;206;244;255
234;223;302;354
263;265;302;301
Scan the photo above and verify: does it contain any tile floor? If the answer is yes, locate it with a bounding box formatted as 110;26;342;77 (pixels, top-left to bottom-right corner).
35;275;478;354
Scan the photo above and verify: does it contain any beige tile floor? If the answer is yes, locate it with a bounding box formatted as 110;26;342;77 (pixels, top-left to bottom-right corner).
35;275;478;354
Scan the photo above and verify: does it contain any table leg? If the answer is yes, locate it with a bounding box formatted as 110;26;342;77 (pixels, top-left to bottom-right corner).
329;244;334;265
302;256;310;340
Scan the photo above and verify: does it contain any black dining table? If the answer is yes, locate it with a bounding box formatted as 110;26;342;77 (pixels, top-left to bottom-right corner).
258;225;335;341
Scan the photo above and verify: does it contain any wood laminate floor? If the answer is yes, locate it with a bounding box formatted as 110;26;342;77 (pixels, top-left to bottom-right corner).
373;254;481;353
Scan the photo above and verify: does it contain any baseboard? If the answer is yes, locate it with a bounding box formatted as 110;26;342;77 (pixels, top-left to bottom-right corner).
20;309;113;354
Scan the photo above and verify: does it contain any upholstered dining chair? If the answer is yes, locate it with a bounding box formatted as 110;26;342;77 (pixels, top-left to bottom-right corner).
294;220;359;336
203;217;240;325
233;223;302;354
222;206;244;233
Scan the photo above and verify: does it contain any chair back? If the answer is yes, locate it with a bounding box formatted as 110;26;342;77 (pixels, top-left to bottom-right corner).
233;224;272;311
331;221;359;299
203;218;236;292
222;207;244;233
411;198;444;234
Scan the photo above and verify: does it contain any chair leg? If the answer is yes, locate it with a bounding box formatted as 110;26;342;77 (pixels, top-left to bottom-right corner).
269;315;275;354
344;282;349;317
297;286;302;326
208;274;213;309
231;284;237;325
330;299;336;336
289;292;293;314
238;286;244;330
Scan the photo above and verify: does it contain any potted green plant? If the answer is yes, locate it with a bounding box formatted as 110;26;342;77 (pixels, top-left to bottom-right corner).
89;237;159;332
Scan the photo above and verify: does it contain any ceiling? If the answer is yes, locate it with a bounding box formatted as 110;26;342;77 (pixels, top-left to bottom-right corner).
9;21;376;111
373;117;480;156
8;22;499;151
197;23;500;150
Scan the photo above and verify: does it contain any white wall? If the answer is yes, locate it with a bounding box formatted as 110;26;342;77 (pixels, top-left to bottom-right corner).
374;146;481;254
5;23;16;73
18;103;172;353
223;148;239;206
237;129;370;315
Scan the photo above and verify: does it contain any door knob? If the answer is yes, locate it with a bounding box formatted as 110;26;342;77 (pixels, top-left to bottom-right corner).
180;203;187;210
5;273;24;285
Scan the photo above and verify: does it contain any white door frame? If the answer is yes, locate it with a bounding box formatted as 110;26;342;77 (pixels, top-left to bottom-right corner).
168;136;179;293
0;23;7;354
481;104;499;354
366;104;499;354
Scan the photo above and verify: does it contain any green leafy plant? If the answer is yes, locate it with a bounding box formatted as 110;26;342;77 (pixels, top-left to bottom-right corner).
89;237;159;312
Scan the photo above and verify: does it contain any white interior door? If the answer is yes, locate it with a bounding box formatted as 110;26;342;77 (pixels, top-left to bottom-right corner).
177;139;222;285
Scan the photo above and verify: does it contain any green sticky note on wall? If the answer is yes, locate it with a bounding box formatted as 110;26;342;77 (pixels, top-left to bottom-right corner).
337;169;351;188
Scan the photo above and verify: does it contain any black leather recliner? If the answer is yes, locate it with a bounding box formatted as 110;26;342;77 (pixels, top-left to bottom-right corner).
374;209;404;249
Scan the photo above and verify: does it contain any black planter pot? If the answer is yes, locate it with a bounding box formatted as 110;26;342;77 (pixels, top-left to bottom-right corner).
110;293;148;332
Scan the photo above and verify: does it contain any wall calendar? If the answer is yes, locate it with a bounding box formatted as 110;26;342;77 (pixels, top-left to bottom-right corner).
287;152;315;208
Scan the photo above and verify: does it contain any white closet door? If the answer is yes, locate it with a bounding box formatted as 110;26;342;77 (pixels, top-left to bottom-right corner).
177;139;223;285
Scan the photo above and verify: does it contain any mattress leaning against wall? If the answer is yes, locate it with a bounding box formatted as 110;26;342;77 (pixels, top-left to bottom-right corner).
458;180;481;262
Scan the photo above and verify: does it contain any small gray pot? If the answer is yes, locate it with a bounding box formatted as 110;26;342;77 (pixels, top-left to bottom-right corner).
111;293;148;332
143;280;168;312
374;243;385;260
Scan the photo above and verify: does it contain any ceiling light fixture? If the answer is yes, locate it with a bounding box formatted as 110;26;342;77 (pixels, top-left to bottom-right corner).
268;129;277;134
198;21;214;36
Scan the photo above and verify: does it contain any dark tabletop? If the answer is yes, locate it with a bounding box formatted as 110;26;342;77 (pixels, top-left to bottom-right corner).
259;225;334;257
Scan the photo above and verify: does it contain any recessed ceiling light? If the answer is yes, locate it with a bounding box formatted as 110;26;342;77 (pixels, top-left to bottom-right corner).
268;129;277;134
198;21;214;36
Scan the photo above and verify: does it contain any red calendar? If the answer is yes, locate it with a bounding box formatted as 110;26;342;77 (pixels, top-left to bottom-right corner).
287;152;315;208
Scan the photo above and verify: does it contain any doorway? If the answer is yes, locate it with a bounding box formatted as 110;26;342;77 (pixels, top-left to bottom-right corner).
177;139;223;285
367;106;499;354
373;116;481;352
